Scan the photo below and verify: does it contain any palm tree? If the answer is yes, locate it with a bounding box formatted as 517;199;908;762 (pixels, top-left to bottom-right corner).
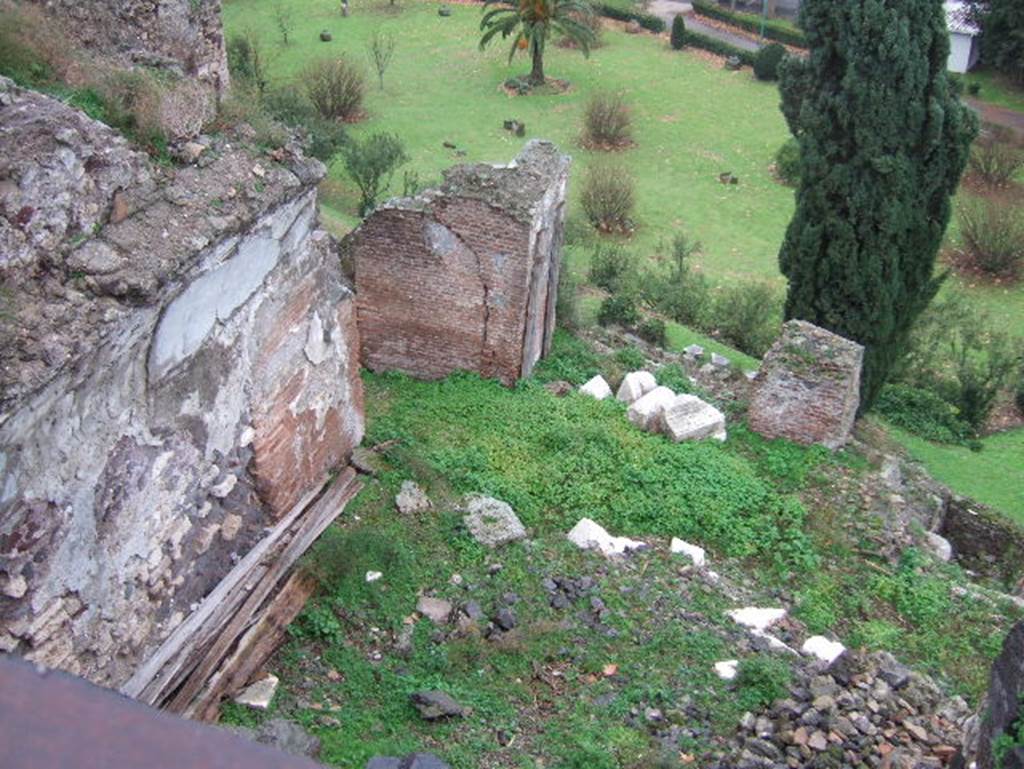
479;0;597;86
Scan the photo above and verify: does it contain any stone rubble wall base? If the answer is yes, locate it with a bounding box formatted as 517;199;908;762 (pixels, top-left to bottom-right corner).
0;82;363;690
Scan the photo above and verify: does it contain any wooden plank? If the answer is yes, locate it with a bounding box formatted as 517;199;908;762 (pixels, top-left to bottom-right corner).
121;478;329;703
193;571;317;722
167;470;361;714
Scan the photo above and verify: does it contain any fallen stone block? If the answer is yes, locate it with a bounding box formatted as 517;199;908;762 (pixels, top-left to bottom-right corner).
626;386;675;431
670;538;706;567
714;660;738;680
416;596;453;625
748;320;863;449
233;674;279;710
728;607;787;633
579;375;612;400
462;495;526;548
924;532;953;562
567;517;646;557
801;636;846;665
396;481;431;514
616;370;657;404
660;394;726;442
410;690;466;720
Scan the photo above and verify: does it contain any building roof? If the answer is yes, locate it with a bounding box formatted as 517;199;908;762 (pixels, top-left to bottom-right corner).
945;1;980;36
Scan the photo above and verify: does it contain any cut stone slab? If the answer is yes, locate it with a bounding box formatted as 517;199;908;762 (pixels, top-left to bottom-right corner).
579;375;612;400
416;596;453;624
802;636;847;664
234;674;279;710
626;386;675;431
567;517;646;557
410;690;466;720
660;394;726;442
925;532;953;562
728;607;787;633
396;480;431;514
670;538;706;567
714;660;738;680
711;353;730;368
462;495;526;548
616;370;657;404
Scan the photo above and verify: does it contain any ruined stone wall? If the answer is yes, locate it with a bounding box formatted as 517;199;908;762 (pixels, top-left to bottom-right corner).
0;77;363;688
352;140;569;385
25;0;230;93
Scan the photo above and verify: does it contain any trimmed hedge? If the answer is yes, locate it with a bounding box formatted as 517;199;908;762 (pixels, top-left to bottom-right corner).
595;2;666;33
683;30;756;66
691;0;807;48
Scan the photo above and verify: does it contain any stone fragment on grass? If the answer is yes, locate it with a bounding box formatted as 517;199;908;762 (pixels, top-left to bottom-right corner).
462;495;526;548
670;538;706;567
714;660;739;680
711;352;730;369
616;370;657;404
410;690;465;720
925;531;953;562
728;607;787;633
234;674;279;710
660;394;726;442
683;344;704;360
579;375;612;400
366;570;383;582
626;386;675;431
567;518;646;557
396;480;431;514
802;636;847;665
416;596;453;625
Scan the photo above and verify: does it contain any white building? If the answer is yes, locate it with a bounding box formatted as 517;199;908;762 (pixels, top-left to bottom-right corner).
945;0;980;73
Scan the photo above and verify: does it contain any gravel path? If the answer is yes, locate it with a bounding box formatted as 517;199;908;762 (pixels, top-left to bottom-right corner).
646;0;762;52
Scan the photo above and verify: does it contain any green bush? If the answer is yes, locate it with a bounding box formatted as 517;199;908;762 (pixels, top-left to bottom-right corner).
735;656;792;711
594;3;665;33
532;329;601;384
655;363;692;393
707;281;782;357
262;88;348;162
643;234;709;328
588;243;634;292
580;163;636;234
968;125;1024;188
582;90;633;149
691;0;807;47
774;137;801;186
874;548;951;627
681;29;756;66
342;132;409;216
637;317;667;347
227;31;268;94
598;293;640;328
896;292;1021;433
670;14;687;50
615;345;647;370
753;42;787;81
303;56;366;122
875;384;974;445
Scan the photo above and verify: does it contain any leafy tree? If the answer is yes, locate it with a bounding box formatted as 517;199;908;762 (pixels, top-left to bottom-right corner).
777;0;976;410
478;0;596;86
963;0;1024;84
342;132;409;216
670;14;687;50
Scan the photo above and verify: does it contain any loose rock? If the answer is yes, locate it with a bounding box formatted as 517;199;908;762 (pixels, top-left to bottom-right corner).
462;495;526;548
396;481;431;514
410;690;465;720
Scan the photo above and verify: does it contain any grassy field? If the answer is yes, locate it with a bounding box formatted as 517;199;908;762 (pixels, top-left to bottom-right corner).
221;365;1021;767
963;66;1024;113
882;421;1024;526
222;0;1024;341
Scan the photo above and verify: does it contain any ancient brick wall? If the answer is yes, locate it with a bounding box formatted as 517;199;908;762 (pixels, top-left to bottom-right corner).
0;77;363;688
26;0;230;94
747;320;863;449
352;140;570;385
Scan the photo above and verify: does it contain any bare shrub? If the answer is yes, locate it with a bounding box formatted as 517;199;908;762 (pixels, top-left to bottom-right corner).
580;163;635;234
366;30;396;91
958;197;1024;279
968;124;1024;188
303;57;366;122
155;78;214;140
581;91;632;149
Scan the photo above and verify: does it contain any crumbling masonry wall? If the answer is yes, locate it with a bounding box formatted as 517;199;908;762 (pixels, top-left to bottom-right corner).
26;0;230;94
0;77;363;688
352;140;570;385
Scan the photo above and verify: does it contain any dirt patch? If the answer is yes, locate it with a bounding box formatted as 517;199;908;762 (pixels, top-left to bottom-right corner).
500;78;573;97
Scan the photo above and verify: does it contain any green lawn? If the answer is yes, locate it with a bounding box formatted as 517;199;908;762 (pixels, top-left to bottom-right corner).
881;421;1024;526
963;66;1024;113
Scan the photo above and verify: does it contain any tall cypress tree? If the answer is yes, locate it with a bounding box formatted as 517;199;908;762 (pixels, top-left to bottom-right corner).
778;0;976;410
